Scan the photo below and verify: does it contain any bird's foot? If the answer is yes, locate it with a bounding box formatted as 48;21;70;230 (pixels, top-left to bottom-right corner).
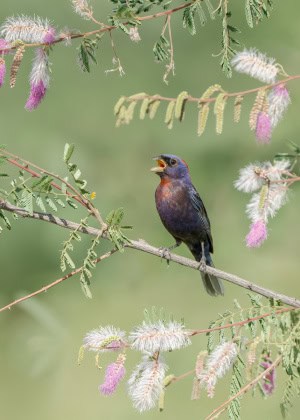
198;255;207;272
158;247;172;266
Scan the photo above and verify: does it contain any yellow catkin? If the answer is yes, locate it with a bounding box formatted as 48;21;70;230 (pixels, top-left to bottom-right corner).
149;100;161;119
197;103;210;136
246;337;261;380
214;93;227;134
164;101;175;129
115;105;126;127
200;84;223;100
125;101;137;124
249;89;266;130
195;351;207;378
233;95;244;123
114;96;126;116
259;184;269;212
139;98;150;119
262;95;269;114
77;345;85;365
191;378;201;400
10;45;25;88
95;353;101;369
174;91;189;121
158;390;165;412
158;374;175;412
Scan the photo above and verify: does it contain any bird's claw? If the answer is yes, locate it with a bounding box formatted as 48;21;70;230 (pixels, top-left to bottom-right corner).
198;255;207;272
159;247;172;266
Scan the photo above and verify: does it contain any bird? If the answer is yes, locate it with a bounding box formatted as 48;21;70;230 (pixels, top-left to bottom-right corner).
151;154;224;297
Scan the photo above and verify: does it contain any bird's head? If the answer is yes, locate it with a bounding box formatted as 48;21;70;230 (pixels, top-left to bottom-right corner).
151;154;190;180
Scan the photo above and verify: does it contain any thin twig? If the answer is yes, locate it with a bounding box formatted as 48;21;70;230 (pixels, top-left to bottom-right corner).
0;148;106;228
2;1;195;52
0;199;299;308
190;306;296;336
124;74;300;105
163;15;175;84
0;249;118;313
168;369;195;386
105;31;125;76
205;355;282;420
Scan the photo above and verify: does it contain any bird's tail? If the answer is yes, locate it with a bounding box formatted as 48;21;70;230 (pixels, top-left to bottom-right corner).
200;260;224;297
188;243;224;297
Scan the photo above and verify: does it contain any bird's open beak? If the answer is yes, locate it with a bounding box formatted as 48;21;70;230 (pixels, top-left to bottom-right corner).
150;157;167;173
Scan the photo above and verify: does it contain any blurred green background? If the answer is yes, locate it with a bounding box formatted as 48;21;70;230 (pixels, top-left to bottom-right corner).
1;1;299;419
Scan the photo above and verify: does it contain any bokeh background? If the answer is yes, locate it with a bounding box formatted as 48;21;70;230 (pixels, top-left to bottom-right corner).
0;1;299;419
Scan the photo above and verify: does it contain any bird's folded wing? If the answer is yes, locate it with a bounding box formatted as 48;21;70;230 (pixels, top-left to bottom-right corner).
188;186;214;253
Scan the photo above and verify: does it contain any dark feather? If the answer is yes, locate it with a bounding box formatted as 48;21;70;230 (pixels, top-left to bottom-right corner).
188;186;214;253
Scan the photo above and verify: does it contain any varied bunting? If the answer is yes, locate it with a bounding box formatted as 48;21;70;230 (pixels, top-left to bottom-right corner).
151;154;224;296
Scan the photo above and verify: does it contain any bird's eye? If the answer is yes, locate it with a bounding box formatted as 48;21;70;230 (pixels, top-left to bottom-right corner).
170;158;177;166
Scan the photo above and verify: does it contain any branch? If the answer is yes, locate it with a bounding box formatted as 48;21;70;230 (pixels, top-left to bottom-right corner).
1;199;300;308
3;1;195;52
190;306;296;336
0;248;118;313
0;148;106;228
123;75;300;105
205;355;282;420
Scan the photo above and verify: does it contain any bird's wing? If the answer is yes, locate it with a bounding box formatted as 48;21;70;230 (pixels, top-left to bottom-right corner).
189;185;214;253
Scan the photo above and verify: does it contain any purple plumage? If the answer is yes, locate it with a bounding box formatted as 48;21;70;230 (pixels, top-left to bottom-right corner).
151;154;224;297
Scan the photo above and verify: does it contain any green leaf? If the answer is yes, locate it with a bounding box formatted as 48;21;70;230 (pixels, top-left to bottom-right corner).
36;195;46;212
183;6;196;35
66;198;78;209
73;168;81;180
204;0;216;20
153;35;169;62
80;275;93;299
54;198;66;208
77;38;98;73
20;189;33;215
196;3;207;27
45;197;58;212
31;175;53;191
64;143;75;163
0;209;11;230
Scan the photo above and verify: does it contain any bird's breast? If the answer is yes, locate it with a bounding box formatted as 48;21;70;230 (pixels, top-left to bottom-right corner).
155;180;200;240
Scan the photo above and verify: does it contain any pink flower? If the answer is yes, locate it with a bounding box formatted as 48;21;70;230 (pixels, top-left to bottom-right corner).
99;360;126;396
260;357;276;396
43;27;56;44
25;80;47;110
246;220;267;247
0;58;6;87
273;84;290;99
268;84;291;128
25;48;50;111
0;38;10;54
199;342;238;398
255;112;272;144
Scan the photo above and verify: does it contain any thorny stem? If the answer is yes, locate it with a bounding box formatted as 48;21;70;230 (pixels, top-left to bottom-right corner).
0;248;118;313
0;199;300;310
205;355;282;420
